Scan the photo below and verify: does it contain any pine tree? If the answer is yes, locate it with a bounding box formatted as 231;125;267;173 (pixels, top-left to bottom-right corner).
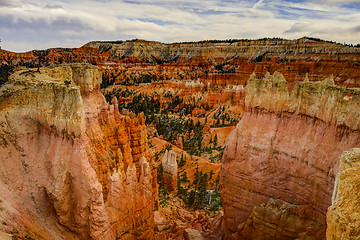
209;170;214;180
188;190;196;206
213;134;218;148
179;154;186;168
0;56;13;86
215;175;220;191
157;163;164;186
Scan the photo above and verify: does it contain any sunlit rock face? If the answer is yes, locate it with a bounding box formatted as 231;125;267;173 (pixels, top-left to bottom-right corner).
220;72;360;239
326;148;360;240
0;63;157;239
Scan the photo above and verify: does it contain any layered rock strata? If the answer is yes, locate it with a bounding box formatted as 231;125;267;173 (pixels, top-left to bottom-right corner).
2;37;360;87
0;63;157;239
220;72;360;239
326;148;360;239
161;150;178;193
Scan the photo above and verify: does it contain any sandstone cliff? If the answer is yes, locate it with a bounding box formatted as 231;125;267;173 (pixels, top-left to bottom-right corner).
220;72;360;239
326;148;360;239
81;38;360;88
2;37;360;88
0;63;157;239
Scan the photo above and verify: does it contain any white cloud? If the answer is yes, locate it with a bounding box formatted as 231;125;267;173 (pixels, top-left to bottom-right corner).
0;0;359;52
317;0;360;2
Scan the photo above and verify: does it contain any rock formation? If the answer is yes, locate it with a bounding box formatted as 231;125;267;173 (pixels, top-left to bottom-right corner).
2;37;360;239
161;150;178;193
220;72;360;239
2;37;360;88
0;63;157;239
86;38;360;88
326;148;360;239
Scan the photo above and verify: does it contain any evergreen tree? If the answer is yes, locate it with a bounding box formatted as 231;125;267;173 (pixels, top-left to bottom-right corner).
0;59;13;86
213;134;218;148
188;190;196;206
157;163;164;186
178;154;186;168
209;170;214;180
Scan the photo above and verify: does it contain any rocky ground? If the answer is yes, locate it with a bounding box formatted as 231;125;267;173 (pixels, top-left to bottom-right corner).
154;195;223;240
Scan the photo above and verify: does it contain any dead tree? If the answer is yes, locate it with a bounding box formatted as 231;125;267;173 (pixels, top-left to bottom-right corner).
20;49;50;76
33;49;50;73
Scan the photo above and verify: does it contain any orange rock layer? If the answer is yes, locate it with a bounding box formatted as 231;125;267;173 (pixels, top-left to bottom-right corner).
220;72;360;239
0;63;157;239
1;37;360;88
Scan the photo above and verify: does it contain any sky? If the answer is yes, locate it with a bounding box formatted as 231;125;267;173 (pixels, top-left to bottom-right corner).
1;0;360;52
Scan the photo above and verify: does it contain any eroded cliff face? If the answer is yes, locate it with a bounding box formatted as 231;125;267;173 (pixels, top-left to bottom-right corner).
326;148;360;239
0;63;157;239
2;37;360;88
220;72;360;239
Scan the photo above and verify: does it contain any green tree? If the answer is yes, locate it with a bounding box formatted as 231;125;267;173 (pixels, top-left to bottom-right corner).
159;186;169;207
180;171;189;183
187;190;195;205
0;61;13;86
215;175;220;191
213;134;218;148
209;170;214;180
178;154;186;168
195;172;208;208
157;163;164;186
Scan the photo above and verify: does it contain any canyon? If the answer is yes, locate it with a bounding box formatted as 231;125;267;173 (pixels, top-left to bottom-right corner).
0;37;359;239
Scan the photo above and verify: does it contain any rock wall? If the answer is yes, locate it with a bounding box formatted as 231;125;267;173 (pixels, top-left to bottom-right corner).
326;148;360;239
220;72;360;239
75;38;360;87
0;63;157;239
2;37;360;87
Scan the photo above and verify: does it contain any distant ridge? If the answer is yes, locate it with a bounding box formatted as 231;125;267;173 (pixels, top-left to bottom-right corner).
2;36;360;88
90;36;360;48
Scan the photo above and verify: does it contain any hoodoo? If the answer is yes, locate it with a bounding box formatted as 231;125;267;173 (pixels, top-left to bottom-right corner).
0;63;157;239
161;150;178;193
220;72;360;239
